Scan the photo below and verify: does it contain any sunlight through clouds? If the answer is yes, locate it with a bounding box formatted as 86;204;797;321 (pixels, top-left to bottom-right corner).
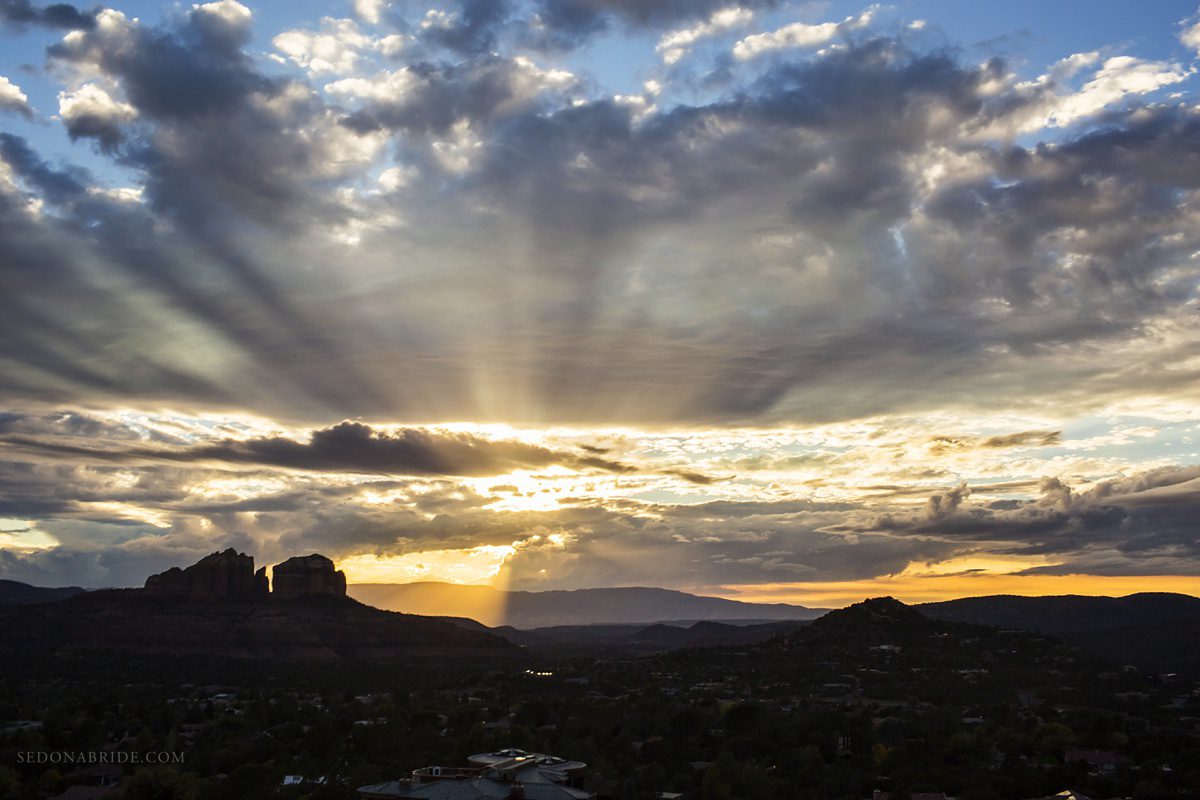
0;0;1197;599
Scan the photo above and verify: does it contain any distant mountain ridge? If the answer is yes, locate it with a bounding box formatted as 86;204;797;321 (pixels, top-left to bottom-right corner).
920;592;1200;632
921;592;1200;675
0;579;86;605
348;581;826;628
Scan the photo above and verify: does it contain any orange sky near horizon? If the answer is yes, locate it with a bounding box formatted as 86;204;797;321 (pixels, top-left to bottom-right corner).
713;574;1200;608
340;549;1200;610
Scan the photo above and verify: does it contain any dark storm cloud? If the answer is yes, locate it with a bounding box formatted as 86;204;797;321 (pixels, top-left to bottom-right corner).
0;410;144;440
47;4;265;121
1;432;1196;588
862;468;1200;570
0;133;88;203
925;430;1062;454
418;0;512;55
0;0;94;30
340;54;578;135
980;430;1062;448
0;456;190;520
262;495;953;589
0;6;407;416
527;0;779;47
661;468;722;485
2;420;636;477
1;8;1196;425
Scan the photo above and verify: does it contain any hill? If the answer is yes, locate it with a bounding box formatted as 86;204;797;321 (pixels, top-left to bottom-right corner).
0;548;522;666
920;592;1200;632
348;581;825;627
0;578;86;605
642;596;1200;798
0;589;521;663
921;592;1200;675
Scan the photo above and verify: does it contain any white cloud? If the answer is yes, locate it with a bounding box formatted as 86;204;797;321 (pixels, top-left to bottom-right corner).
432;119;482;173
421;9;457;30
87;186;144;203
325;68;419;102
274;18;372;76
0;75;31;116
354;0;387;25
657;6;754;65
192;0;251;26
1029;54;1192;130
57;83;136;126
378;165;415;191
733;7;875;60
1180;11;1200;54
275;19;409;78
377;34;406;57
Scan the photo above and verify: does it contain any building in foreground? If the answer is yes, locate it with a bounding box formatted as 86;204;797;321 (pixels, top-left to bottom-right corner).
358;748;594;800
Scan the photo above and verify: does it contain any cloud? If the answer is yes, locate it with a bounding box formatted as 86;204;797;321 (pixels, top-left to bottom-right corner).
417;0;512;56
0;131;89;202
332;55;577;136
58;83;137;149
1180;11;1200;55
732;6;874;59
0;408;1194;590
0;0;93;30
354;0;386;26
3;421;640;477
980;430;1062;449
527;0;778;49
273;17;387;76
657;6;754;65
863;466;1200;575
926;430;1062;454
0;14;1195;428
0;75;31;116
1032;55;1192;129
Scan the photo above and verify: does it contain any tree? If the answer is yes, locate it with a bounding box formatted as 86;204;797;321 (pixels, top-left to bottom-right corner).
117;767;198;800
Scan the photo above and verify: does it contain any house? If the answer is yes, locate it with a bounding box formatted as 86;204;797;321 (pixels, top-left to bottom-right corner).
1063;748;1128;775
359;749;596;800
48;764;124;800
48;787;115;800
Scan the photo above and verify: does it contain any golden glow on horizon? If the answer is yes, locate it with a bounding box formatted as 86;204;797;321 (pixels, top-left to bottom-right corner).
894;553;1062;577
339;544;517;585
716;574;1200;608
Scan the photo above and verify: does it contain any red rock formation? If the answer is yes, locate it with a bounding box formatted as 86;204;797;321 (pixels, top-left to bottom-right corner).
144;549;267;600
271;554;347;598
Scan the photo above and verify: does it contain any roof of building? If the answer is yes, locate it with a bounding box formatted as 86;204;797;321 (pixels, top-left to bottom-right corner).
48;786;115;800
358;779;408;798
1063;749;1128;765
469;749;586;774
1026;792;1094;800
358;777;594;800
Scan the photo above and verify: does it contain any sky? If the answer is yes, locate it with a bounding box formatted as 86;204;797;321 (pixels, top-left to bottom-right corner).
0;0;1198;607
